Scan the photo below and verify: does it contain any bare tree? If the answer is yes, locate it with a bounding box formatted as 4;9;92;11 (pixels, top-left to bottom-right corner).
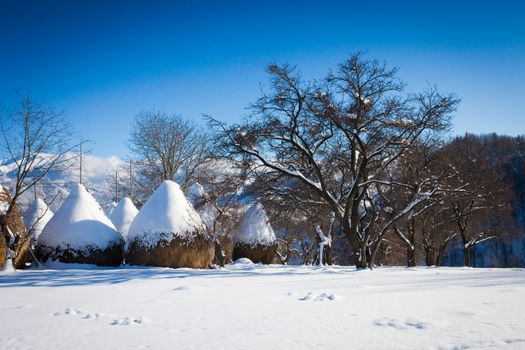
441;135;513;266
250;173;337;265
385;141;461;267
190;158;246;266
128;110;208;199
420;204;457;266
212;53;459;268
0;93;76;268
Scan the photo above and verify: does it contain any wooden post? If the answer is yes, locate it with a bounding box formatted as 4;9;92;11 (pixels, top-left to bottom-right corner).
129;159;133;198
79;140;83;185
115;171;119;202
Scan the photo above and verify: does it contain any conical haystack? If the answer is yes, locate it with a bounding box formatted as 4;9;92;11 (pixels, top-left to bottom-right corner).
109;197;138;240
0;186;31;269
126;180;214;268
24;198;54;244
36;184;124;266
232;203;277;264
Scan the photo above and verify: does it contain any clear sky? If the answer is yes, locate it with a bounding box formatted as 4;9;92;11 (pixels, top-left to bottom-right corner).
1;0;524;157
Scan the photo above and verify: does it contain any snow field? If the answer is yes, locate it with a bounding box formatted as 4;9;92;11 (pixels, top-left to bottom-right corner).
1;265;524;350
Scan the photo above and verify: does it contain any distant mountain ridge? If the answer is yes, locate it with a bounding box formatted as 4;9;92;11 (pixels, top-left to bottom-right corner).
0;153;122;212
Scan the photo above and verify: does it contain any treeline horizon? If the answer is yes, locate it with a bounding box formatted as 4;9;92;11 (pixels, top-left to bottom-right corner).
1;53;524;269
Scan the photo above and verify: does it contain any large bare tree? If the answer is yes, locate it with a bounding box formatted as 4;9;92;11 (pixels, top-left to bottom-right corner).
0;93;76;268
212;53;459;268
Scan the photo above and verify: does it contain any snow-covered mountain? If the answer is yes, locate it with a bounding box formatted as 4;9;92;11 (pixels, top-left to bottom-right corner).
0;153;122;212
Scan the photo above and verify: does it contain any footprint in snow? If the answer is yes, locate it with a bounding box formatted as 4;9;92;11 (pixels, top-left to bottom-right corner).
172;285;192;291
111;316;152;326
298;292;340;301
53;307;151;326
374;317;429;330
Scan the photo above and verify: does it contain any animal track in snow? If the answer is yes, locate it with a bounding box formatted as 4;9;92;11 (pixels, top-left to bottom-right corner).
52;307;150;326
111;316;152;326
296;291;340;301
374;317;429;330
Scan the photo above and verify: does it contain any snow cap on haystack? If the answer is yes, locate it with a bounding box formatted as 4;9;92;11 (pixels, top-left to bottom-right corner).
24;198;54;243
231;203;277;264
232;203;276;246
109;197;138;239
127;180;209;248
36;184;124;266
126;180;214;268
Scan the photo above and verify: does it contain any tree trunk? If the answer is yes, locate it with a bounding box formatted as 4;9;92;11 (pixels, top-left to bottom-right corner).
407;220;417;267
213;240;225;267
435;234;455;267
354;243;374;269
464;246;473;267
355;260;367;269
424;244;436;266
354;247;368;269
323;244;333;265
407;246;416;267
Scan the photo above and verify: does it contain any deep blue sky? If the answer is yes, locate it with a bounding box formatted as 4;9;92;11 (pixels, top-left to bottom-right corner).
1;0;524;157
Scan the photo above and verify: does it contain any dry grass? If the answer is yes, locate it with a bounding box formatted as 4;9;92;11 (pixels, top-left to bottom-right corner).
36;242;124;266
233;242;277;264
127;234;215;269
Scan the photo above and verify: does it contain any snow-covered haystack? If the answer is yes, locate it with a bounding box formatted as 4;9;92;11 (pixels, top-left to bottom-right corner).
35;184;124;266
126;180;214;269
109;197;138;240
0;186;31;269
231;203;277;264
24;198;54;244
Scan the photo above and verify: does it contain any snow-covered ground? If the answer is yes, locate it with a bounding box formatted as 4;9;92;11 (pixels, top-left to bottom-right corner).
1;265;524;350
